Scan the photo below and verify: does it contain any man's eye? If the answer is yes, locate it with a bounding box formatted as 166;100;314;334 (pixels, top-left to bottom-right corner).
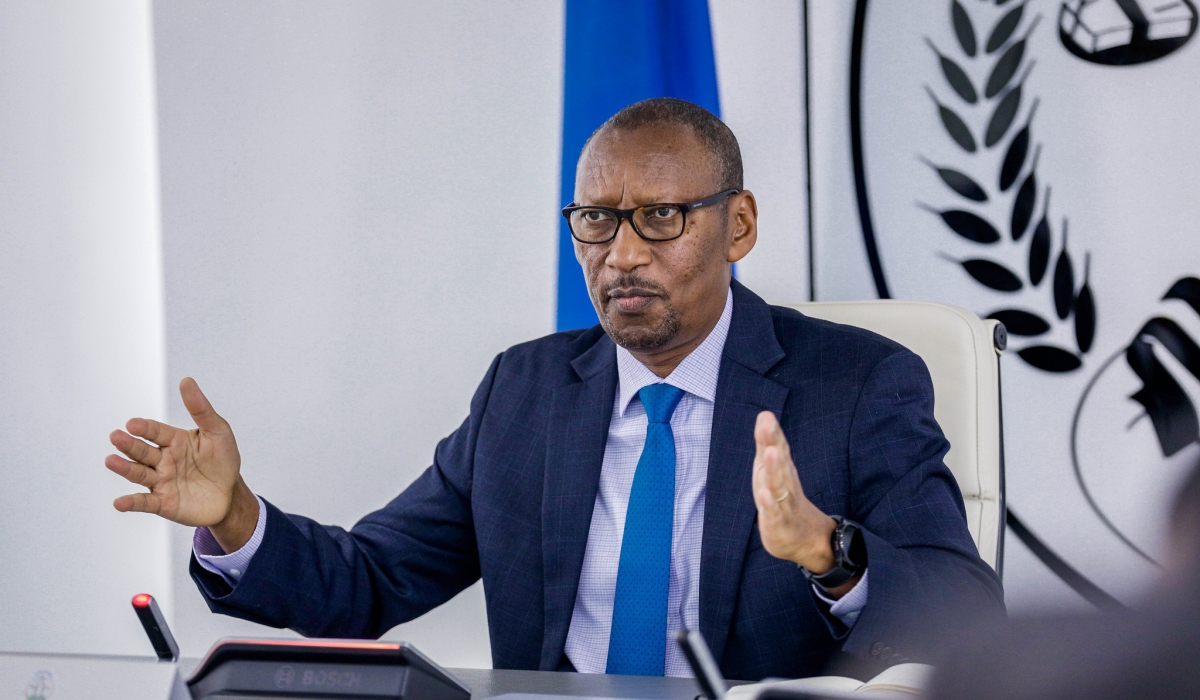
582;210;611;223
649;206;680;219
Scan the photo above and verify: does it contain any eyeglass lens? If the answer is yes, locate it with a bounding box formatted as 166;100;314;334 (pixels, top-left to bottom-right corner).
569;205;684;243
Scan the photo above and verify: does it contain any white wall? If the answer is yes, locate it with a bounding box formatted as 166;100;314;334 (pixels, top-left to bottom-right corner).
805;1;878;303
801;1;1089;612
807;0;1200;614
149;0;812;664
7;0;1154;663
0;0;815;664
711;0;811;304
0;1;170;654
152;0;564;665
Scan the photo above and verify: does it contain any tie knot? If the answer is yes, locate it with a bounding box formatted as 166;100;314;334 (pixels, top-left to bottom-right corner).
638;384;685;424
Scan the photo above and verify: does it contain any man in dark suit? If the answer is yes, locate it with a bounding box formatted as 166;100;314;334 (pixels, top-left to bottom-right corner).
104;98;1003;680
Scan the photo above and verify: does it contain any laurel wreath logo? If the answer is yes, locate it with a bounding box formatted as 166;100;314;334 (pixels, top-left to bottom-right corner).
922;0;1095;373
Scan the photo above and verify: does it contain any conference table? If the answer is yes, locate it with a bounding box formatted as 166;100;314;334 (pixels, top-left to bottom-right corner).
1;653;751;700
170;659;744;700
442;668;740;700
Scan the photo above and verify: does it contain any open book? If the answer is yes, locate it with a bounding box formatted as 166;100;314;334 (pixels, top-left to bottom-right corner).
725;663;933;699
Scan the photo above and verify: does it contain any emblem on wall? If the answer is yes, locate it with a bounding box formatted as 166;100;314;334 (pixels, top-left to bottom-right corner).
1059;0;1197;65
1073;277;1200;565
920;1;1094;372
848;0;1200;603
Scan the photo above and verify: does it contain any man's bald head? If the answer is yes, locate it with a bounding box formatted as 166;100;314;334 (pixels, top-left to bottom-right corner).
581;97;743;193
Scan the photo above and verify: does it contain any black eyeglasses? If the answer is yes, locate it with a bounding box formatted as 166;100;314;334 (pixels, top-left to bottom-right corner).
562;189;739;244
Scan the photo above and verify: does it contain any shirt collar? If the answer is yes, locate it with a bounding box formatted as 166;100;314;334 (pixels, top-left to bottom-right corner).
614;286;734;417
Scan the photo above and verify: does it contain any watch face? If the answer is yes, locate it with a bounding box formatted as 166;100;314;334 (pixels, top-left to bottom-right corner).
843;521;867;570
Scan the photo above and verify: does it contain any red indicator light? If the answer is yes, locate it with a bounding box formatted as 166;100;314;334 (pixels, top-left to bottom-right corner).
132;593;152;608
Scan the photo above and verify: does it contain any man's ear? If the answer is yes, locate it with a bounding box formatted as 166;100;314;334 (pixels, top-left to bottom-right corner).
727;190;758;263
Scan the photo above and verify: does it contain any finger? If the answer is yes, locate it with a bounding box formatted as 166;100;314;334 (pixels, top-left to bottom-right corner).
754;480;782;515
755;480;791;537
113;492;162;515
752;412;777;490
126;417;180;447
752;445;781;514
765;413;793;464
753;449;797;542
752;426;771;490
752;455;767;507
763;445;789;495
755;413;802;494
105;454;159;487
756;411;796;472
180;377;229;435
110;429;162;467
754;411;777;453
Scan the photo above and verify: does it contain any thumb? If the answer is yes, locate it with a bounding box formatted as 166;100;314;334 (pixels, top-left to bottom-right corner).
179;377;228;434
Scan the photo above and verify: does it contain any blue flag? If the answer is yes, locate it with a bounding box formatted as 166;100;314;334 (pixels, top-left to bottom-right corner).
557;0;721;331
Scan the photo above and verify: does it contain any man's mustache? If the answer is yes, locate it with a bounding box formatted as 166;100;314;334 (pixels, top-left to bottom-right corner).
601;275;668;302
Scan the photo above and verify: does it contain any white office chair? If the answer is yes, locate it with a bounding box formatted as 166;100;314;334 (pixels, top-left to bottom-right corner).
779;300;1007;573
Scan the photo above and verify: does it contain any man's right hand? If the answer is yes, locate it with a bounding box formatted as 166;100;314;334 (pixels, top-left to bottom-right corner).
105;377;259;553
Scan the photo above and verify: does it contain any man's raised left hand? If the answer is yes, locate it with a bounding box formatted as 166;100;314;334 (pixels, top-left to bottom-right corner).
752;411;861;598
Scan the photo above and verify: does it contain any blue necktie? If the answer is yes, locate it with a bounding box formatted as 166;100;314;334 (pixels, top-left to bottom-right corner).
606;383;685;676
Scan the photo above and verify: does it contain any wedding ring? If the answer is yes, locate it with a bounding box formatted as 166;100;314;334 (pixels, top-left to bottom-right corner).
774;490;790;503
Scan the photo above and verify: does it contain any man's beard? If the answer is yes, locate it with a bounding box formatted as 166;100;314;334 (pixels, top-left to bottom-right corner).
595;274;682;350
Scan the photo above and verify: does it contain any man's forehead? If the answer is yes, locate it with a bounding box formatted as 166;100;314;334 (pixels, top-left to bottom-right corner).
581;148;690;179
576;125;716;199
584;123;705;164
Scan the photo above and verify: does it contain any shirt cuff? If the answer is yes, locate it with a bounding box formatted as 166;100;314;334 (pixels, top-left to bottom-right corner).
812;568;869;627
193;494;267;586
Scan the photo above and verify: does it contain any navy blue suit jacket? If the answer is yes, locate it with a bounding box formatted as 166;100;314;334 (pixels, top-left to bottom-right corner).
192;281;1003;680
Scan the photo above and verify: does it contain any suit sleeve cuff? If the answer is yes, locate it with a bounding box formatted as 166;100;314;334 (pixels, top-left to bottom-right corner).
813;568;869;627
193;494;267;586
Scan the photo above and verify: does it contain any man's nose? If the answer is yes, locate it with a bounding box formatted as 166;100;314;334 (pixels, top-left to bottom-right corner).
605;218;652;272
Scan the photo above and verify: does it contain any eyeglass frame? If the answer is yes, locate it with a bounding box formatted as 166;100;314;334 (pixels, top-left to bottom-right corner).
561;188;740;244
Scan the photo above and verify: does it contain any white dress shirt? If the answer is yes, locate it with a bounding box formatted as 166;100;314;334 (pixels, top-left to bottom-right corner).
560;288;867;676
195;286;867;675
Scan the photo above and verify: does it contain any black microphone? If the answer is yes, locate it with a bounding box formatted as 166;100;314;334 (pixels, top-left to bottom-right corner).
677;629;728;700
132;593;180;662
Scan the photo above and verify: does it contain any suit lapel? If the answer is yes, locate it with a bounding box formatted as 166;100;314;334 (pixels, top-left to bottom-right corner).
540;331;617;669
700;281;789;665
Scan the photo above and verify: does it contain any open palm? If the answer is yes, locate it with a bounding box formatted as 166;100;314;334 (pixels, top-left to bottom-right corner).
105;377;242;527
751;411;837;575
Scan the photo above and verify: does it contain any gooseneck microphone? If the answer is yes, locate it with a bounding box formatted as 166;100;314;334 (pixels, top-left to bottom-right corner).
132;593;180;662
677;629;728;700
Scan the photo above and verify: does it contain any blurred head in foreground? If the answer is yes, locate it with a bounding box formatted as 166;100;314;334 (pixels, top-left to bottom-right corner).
930;453;1200;700
1164;452;1200;587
